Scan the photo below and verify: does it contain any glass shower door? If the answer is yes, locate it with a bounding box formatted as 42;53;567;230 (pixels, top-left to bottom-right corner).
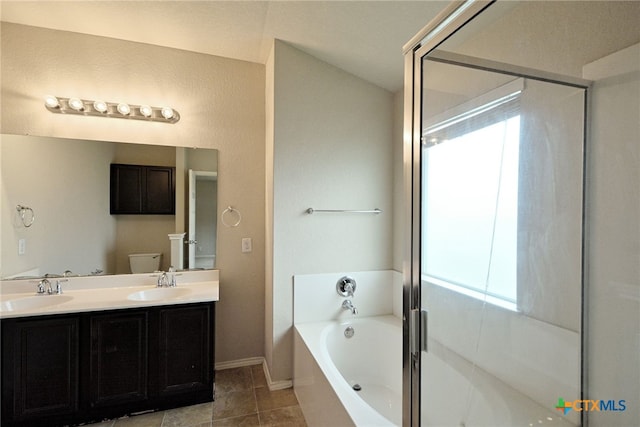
418;57;586;426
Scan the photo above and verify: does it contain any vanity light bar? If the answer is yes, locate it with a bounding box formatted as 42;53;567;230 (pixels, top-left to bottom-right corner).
44;96;180;124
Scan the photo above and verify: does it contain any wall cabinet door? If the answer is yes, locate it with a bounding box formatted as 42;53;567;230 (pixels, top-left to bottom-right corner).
1;316;79;423
145;166;175;214
110;164;143;213
110;164;175;214
89;311;148;408
157;304;213;397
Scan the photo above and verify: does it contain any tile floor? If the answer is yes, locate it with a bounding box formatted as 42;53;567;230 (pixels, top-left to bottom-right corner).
84;365;307;427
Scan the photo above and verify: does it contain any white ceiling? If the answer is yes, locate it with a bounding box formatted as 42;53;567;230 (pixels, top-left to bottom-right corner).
0;1;448;92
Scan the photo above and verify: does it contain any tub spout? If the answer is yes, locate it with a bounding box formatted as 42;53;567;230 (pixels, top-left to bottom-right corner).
342;299;358;315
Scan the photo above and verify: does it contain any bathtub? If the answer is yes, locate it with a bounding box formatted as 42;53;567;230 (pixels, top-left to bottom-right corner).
294;315;401;426
294;314;576;427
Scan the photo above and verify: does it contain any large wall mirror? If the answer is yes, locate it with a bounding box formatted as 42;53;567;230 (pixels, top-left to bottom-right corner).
1;134;218;279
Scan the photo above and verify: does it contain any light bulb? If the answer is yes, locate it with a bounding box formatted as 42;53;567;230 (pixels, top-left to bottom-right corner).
117;103;131;115
44;95;60;109
139;105;153;117
93;100;108;113
161;107;174;120
68;98;85;111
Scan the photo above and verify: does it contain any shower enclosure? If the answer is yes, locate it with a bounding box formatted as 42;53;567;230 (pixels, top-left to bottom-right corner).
401;1;640;425
404;1;640;425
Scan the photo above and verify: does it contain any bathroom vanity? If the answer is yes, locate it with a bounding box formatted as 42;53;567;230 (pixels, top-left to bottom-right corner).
0;270;219;427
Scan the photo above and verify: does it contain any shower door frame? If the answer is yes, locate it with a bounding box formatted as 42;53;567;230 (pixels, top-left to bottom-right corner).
402;1;591;426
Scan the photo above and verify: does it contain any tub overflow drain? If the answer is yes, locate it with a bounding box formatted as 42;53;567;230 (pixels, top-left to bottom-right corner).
352;384;362;391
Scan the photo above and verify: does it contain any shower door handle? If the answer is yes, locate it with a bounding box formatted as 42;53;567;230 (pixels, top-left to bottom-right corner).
420;309;428;353
410;309;429;355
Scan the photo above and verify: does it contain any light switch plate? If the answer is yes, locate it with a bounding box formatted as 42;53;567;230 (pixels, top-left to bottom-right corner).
241;238;252;253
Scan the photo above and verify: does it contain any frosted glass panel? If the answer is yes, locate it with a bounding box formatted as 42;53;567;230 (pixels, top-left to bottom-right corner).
423;115;520;306
420;60;584;426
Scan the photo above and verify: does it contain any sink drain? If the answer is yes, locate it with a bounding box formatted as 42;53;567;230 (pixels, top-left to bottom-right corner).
352;384;362;391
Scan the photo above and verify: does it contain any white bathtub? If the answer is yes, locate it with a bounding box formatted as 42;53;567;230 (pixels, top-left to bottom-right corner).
294;315;401;426
294;314;576;427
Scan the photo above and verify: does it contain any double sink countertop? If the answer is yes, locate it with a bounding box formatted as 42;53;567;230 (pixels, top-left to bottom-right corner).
0;269;219;319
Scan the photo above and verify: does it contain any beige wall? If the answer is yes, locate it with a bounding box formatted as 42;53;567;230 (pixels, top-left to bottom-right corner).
266;40;394;382
0;22;266;364
1;135;118;277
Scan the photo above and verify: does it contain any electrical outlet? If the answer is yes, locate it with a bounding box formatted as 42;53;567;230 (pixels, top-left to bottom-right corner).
241;238;252;253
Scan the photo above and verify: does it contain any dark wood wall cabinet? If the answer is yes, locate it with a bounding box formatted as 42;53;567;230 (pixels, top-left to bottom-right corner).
1;302;214;427
110;164;176;215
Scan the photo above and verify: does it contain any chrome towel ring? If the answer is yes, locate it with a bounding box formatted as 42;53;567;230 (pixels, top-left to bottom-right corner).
16;205;35;227
221;206;242;227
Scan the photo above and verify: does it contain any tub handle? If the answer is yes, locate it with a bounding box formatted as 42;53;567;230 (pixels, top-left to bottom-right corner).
336;276;356;297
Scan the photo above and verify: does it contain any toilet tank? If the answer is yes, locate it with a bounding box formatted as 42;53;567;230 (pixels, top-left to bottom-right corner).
128;253;162;273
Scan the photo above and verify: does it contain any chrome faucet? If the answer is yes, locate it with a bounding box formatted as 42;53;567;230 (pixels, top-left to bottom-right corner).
54;280;66;294
156;268;178;287
342;299;358;315
157;271;169;287
36;278;51;294
167;266;177;287
36;278;65;295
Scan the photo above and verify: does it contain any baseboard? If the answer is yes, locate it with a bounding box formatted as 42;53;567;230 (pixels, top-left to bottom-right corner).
214;356;264;370
261;359;293;391
214;357;292;391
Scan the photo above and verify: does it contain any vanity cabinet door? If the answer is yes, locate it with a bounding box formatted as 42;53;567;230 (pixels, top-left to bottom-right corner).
89;311;148;408
1;316;79;424
156;304;214;399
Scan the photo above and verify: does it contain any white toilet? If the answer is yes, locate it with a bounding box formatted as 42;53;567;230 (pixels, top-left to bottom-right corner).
128;253;162;273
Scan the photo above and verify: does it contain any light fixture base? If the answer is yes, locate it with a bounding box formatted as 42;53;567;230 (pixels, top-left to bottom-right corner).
44;96;180;123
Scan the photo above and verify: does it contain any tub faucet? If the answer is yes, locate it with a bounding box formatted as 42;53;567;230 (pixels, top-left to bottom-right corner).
342;299;358;315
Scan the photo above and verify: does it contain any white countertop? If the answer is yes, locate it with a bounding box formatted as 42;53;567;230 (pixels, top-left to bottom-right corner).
0;269;219;319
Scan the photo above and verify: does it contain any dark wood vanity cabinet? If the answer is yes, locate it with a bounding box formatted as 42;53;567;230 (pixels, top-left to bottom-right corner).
110;164;175;215
157;305;212;400
1;316;79;425
1;302;214;426
88;311;149;409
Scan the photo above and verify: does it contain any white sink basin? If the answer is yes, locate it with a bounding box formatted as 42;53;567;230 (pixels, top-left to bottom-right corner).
127;287;192;302
0;295;74;312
